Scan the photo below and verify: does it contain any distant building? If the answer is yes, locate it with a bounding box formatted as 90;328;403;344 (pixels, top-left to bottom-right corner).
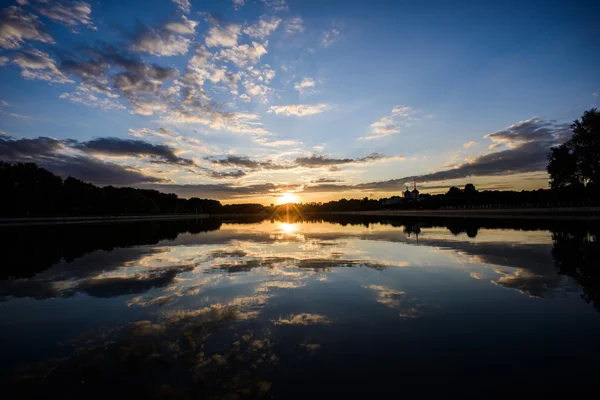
403;182;421;201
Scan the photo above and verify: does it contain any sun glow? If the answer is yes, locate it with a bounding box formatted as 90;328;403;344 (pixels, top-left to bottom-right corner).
278;192;299;204
279;222;299;234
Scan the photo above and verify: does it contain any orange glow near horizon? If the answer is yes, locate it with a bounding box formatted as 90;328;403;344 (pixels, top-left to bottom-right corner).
277;192;300;204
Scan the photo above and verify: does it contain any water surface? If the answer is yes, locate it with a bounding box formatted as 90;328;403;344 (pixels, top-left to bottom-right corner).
1;216;599;397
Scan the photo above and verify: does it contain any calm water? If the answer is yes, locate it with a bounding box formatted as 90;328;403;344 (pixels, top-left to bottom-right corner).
1;216;600;397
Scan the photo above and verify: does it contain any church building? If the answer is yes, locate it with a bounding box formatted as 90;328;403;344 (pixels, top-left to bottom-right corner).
403;182;420;201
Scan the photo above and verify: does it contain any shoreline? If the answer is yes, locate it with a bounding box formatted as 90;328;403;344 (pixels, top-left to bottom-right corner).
2;206;600;226
0;214;209;227
328;207;600;220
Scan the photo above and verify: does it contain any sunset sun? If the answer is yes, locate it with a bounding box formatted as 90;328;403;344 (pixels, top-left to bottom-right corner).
278;192;299;204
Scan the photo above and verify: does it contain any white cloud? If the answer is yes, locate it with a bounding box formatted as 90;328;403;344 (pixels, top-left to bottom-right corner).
284;17;304;34
249;64;275;81
218;42;268;66
255;138;303;147
0;6;54;49
239;93;251;102
32;0;95;31
131;19;197;56
233;0;245;9
321;28;340;47
177;46;239;98
243;81;273;103
261;0;288;12
391;105;414;116
205;23;241;47
60;89;125;111
131;100;167;116
12;49;73;83
294;77;315;94
129;127;209;151
463;141;476;148
594;92;599;97
165;16;198;35
359;105;417;140
0;56;8;66
268;104;331;117
238;65;275;103
172;0;191;14
162;110;271;136
243;15;281;40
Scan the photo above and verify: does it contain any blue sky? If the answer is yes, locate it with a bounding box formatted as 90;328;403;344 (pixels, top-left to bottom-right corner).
0;0;599;203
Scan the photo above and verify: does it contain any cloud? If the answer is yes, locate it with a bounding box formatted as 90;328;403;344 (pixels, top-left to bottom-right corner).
294;153;387;168
163;110;270;136
218;41;268;66
463;141;476;148
354;117;571;190
268;103;330;117
0;6;54;49
359;105;417;140
243;15;281;40
593;92;599;97
205;22;241;47
128;127;208;150
0;135;62;158
254;138;303;148
210;155;262;168
131;18;198;56
172;0;191;14
164;16;198;35
0;135;162;185
77;268;190;298
484;117;571;146
60;87;125;111
30;0;95;31
238;64;275;103
208;155;292;170
239;93;251;102
0;56;8;66
261;0;288;12
60;44;180;116
233;0;245;10
364;285;427;318
274;313;331;326
321;28;340;47
72;137;196;166
11;49;73;83
207;169;247;179
284;17;304;34
294;77;315;94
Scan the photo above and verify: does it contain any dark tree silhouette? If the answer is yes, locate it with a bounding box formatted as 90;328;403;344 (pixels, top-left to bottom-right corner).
548;108;600;189
446;186;463;197
464;183;478;196
0;162;223;217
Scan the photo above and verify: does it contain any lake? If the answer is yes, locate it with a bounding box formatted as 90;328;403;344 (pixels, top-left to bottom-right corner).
1;215;599;397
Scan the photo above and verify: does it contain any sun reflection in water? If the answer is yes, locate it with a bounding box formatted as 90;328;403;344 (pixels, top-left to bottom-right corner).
279;222;299;234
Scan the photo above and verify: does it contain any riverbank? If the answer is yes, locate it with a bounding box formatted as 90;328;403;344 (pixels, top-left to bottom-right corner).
0;214;209;226
330;207;600;220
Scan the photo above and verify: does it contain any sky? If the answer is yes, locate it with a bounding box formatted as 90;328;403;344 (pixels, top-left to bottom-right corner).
0;0;599;204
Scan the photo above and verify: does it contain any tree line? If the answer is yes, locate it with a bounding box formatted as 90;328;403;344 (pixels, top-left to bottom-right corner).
0;161;222;217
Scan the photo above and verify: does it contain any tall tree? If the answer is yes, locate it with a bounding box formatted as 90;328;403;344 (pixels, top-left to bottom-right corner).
548;108;600;189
